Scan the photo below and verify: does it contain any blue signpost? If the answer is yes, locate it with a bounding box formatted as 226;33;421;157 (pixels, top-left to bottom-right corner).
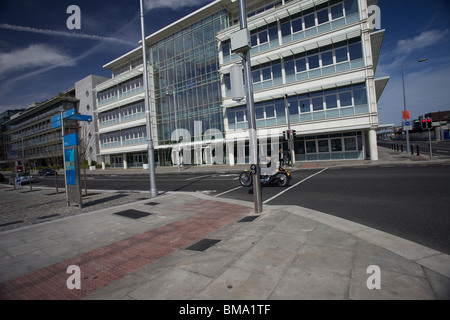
52;109;92;208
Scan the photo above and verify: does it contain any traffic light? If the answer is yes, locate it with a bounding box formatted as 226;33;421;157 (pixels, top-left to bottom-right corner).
292;130;296;139
421;119;427;130
283;130;290;140
427;118;433;129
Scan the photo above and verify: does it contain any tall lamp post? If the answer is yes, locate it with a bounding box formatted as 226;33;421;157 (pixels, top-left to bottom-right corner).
140;0;158;197
229;0;262;213
402;58;427;154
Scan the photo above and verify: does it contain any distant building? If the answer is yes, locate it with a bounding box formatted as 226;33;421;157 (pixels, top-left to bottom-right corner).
0;109;26;169
3;88;79;169
2;75;107;169
75;75;109;165
423;111;450;141
96;0;389;168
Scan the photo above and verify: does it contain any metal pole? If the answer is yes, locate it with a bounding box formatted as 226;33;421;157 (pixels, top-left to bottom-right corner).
61;112;70;207
140;0;158;198
428;128;433;160
238;0;262;213
402;62;411;154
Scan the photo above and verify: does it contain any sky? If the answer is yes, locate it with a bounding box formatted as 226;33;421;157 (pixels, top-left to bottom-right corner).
0;0;449;127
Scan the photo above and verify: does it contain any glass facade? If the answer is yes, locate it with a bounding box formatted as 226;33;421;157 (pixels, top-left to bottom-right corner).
150;11;229;145
293;131;364;161
227;83;369;131
224;36;364;96
95;0;382;166
222;0;360;63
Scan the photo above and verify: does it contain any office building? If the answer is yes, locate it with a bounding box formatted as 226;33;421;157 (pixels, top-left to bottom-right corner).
96;0;388;168
3;75;107;169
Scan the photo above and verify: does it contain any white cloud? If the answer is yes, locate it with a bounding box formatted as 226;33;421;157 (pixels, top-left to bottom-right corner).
0;44;75;76
377;65;450;126
0;24;136;47
144;0;213;11
395;29;449;55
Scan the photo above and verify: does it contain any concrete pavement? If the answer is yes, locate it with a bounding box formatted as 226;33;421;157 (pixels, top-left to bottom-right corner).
0;146;449;301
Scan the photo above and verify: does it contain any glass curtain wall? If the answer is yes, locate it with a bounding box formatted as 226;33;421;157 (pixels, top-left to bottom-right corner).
150;11;229;145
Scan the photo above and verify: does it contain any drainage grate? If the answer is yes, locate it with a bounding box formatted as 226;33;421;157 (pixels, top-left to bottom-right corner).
38;214;60;220
186;239;221;252
238;216;259;223
145;202;160;206
114;210;152;220
0;220;24;227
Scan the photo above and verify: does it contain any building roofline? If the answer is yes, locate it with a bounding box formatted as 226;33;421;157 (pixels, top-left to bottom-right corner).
103;0;226;70
4;90;78;126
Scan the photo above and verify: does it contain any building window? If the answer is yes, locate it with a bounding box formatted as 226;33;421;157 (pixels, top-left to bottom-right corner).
251;60;283;90
228;83;368;131
344;0;359;15
282;37;364;84
122;126;146;145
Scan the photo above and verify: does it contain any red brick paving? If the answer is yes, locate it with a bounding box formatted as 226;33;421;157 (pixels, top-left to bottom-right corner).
0;200;252;300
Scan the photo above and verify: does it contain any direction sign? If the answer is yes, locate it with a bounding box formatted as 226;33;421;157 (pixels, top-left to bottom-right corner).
51;114;62;129
66;114;92;122
63;108;76;119
51;109;92;128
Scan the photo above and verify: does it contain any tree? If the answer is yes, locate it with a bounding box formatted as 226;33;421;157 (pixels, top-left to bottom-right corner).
77;124;95;196
47;130;63;193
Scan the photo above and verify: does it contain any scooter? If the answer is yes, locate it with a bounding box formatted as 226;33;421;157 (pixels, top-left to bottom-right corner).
239;163;291;187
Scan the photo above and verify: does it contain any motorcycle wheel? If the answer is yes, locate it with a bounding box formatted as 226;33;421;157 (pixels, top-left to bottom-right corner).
276;173;289;187
239;171;253;187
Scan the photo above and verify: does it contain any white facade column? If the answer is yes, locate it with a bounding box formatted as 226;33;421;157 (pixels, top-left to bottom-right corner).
368;129;378;161
123;152;128;169
226;140;235;166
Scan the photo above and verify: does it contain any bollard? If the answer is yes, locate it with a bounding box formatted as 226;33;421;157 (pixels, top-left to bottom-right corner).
401;145;403;152
411;145;414;155
416;145;420;156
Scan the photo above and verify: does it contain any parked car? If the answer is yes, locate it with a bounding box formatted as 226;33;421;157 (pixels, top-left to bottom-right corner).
9;172;34;185
38;168;56;176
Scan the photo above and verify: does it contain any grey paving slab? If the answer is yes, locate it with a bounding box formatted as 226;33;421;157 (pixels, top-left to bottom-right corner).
127;268;213;300
1;178;449;300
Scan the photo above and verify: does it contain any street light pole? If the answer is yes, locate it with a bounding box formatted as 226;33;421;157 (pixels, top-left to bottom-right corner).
237;0;262;213
401;58;427;154
140;0;158;198
401;62;410;154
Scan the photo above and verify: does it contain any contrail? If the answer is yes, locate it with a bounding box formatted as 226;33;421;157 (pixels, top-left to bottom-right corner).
0;23;136;46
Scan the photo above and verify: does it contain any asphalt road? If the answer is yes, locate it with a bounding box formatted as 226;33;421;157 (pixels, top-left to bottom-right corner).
26;164;450;255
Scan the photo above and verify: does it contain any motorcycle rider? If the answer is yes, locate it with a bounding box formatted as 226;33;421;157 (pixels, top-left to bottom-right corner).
260;151;277;180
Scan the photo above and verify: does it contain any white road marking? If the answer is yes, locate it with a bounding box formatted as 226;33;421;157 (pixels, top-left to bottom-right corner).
263;168;329;204
184;175;211;181
214;185;243;197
